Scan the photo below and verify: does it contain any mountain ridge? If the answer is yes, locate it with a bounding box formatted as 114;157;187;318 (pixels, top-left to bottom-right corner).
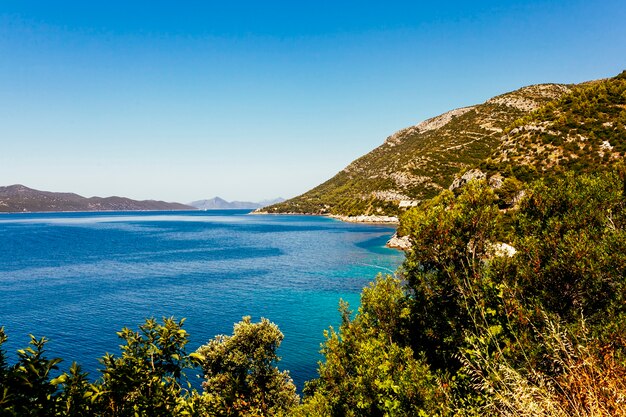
189;197;285;210
0;184;195;213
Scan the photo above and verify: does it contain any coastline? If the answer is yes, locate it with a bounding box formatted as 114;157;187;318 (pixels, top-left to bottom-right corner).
328;214;399;225
252;210;411;251
251;210;398;224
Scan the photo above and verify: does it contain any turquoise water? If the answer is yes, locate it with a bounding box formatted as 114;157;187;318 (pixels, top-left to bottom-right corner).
0;210;404;389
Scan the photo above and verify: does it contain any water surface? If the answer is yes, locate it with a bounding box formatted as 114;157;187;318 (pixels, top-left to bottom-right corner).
0;210;404;389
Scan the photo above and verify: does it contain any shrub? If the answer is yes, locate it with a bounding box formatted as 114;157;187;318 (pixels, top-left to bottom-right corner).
193;317;299;417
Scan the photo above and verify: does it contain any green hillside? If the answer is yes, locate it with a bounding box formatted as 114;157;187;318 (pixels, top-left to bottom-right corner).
489;70;626;177
264;71;626;217
264;83;572;216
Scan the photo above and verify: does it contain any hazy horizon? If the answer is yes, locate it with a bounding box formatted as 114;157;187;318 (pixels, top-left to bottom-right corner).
1;1;625;202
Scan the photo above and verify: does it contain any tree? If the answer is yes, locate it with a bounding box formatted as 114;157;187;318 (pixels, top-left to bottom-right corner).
510;171;626;328
299;276;441;417
53;362;93;417
0;331;63;417
93;317;192;417
0;327;9;411
400;181;501;370
193;316;299;417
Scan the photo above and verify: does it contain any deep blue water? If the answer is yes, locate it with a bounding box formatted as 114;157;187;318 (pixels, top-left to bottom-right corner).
0;210;404;390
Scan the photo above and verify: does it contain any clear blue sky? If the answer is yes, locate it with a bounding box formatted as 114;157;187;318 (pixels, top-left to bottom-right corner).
1;1;625;202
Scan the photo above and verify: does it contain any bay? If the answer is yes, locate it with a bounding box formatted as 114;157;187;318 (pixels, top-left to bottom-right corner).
0;210;404;390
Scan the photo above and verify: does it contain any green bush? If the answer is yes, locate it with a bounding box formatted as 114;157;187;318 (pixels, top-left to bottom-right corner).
299;276;442;417
0;317;299;417
193;317;299;417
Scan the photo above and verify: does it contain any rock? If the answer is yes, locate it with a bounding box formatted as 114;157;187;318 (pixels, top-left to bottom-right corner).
488;173;504;189
449;169;487;191
485;241;517;258
383;106;476;146
387;233;412;251
371;191;412;202
398;200;420;208
329;214;399;224
510;190;526;206
601;140;613;150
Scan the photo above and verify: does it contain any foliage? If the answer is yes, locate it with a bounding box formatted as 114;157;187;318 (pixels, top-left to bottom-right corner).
493;177;523;208
299;170;626;416
510;171;626;325
461;317;626;417
0;330;62;416
496;71;626;176
93;317;192;417
0;317;298;417
423;171;625;415
400;181;501;370
300;170;626;416
193;316;299;417
299;276;442;417
54;363;93;417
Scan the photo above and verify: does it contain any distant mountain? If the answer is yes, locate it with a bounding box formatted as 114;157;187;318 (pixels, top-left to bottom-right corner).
263;71;626;216
0;185;195;213
189;197;285;210
257;197;287;207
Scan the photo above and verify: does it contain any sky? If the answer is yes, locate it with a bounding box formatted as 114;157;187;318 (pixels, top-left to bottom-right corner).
1;1;625;202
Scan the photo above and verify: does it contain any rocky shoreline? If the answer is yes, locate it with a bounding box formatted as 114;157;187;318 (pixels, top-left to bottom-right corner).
386;233;412;251
328;214;399;225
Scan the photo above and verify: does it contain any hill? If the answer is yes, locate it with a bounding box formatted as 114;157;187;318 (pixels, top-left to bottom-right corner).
263;71;626;216
487;70;626;177
0;185;195;212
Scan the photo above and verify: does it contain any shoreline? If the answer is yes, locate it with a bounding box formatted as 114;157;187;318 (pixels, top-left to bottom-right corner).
251;210;399;224
328;214;399;225
253;210;411;251
386;232;412;251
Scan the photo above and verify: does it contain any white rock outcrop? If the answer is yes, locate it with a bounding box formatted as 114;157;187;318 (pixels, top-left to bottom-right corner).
449;169;487;191
386;233;412;251
329;215;399;224
384;106;475;146
485;242;517;258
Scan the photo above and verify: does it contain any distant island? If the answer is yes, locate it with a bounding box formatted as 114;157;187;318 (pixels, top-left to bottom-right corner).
189;197;285;210
0;184;195;213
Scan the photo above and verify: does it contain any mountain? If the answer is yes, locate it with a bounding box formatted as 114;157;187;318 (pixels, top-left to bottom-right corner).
488;71;626;176
189;197;285;210
0;185;195;213
257;197;287;207
263;71;625;216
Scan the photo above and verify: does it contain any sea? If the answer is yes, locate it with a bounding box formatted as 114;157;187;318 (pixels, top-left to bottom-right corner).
0;210;404;390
